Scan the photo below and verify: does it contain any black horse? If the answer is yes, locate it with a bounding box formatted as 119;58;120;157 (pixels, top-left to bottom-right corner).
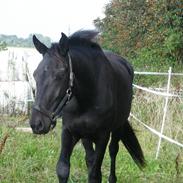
29;30;145;183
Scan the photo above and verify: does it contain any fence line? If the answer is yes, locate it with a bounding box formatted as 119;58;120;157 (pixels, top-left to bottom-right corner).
130;113;183;148
0;62;182;158
133;67;183;159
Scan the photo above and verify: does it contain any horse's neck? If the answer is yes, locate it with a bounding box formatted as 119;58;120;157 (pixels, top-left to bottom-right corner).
95;62;114;111
73;55;114;112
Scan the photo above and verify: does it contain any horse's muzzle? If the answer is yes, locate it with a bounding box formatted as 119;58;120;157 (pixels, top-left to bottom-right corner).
29;109;55;134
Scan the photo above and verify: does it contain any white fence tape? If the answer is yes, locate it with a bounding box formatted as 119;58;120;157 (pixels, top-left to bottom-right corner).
134;71;183;76
133;84;180;97
130;113;183;148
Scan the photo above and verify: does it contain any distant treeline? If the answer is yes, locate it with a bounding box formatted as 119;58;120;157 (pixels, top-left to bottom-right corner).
0;34;51;48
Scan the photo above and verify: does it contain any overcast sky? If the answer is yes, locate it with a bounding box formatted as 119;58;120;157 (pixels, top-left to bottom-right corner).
0;0;109;41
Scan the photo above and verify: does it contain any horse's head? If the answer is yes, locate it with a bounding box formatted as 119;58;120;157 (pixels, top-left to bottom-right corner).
30;33;72;134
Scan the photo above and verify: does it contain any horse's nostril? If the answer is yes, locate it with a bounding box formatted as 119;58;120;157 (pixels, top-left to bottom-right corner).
30;120;44;133
37;120;44;131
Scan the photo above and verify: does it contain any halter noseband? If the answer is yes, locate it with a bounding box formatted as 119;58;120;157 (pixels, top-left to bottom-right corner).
33;52;74;128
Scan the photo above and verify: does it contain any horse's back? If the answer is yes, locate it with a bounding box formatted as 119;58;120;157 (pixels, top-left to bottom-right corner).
104;50;134;121
104;51;134;80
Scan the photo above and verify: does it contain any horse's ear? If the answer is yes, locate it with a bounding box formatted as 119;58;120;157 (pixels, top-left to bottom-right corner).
59;33;69;56
33;35;48;55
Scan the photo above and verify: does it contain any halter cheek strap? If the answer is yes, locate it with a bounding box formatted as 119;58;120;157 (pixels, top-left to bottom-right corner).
51;87;72;121
33;52;74;126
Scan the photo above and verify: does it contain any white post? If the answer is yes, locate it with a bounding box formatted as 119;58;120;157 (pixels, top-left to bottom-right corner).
155;67;172;159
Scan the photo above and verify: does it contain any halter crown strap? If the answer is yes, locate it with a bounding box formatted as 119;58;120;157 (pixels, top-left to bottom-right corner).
68;52;74;88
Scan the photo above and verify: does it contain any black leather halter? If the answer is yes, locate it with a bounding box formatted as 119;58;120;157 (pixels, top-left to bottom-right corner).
33;53;74;128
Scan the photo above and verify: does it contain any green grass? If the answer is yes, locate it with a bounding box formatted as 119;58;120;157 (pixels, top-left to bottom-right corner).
0;115;183;183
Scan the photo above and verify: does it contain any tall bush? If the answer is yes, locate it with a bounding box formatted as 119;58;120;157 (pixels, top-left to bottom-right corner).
94;0;183;71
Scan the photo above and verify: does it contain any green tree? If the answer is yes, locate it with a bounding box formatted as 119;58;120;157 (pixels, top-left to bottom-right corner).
94;0;183;71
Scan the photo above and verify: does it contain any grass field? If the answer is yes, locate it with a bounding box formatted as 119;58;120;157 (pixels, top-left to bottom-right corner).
1;81;183;183
0;112;183;183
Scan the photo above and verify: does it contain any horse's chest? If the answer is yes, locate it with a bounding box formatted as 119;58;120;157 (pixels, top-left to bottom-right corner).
63;98;113;137
63;114;102;138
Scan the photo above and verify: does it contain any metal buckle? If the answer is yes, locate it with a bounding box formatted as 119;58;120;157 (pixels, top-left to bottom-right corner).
66;88;72;100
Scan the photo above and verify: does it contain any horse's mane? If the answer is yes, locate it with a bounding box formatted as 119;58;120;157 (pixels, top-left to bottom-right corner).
48;30;100;56
69;30;99;41
69;30;101;50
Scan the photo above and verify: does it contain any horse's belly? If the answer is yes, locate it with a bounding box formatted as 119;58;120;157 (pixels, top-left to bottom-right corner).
66;121;100;138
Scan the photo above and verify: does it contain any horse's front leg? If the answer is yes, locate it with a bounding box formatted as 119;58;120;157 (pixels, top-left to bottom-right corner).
56;127;78;183
82;138;95;171
89;132;110;183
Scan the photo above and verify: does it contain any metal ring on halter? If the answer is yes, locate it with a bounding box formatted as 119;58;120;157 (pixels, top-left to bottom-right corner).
66;88;72;98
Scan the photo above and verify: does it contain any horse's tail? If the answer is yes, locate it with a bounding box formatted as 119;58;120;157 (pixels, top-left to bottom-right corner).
120;120;146;168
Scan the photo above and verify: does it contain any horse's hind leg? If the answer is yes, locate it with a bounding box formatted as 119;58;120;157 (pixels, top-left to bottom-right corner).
56;127;78;183
82;138;95;170
108;131;120;183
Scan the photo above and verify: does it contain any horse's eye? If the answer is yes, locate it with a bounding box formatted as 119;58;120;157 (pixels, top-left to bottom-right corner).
44;66;48;72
